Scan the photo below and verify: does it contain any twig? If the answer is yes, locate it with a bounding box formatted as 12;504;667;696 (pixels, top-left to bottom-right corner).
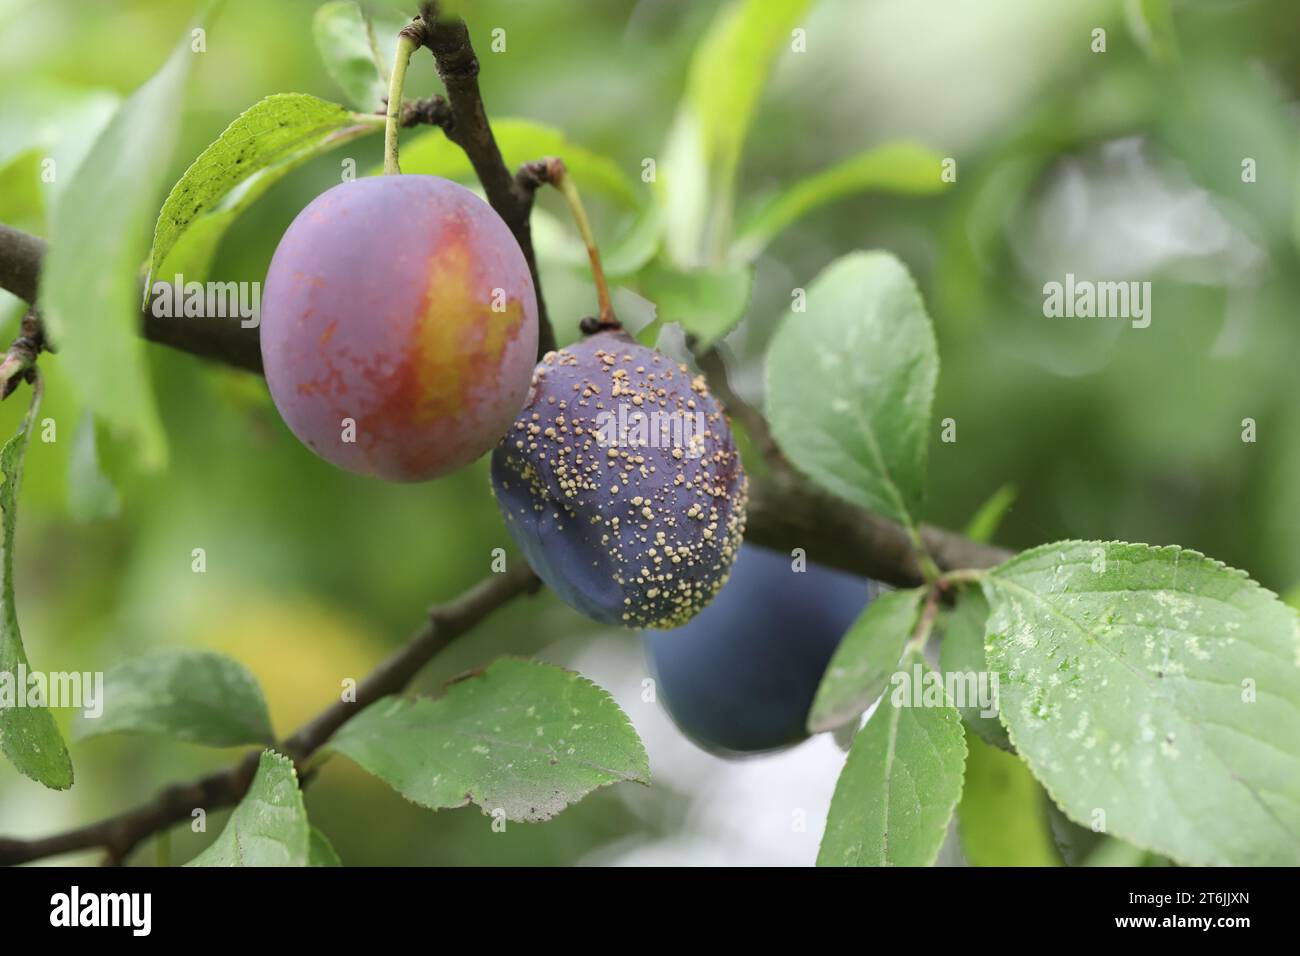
398;94;453;129
0;309;45;399
0;224;263;373
0;563;540;866
419;2;556;357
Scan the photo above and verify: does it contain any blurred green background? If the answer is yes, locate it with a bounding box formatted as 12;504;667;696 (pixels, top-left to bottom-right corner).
0;0;1296;865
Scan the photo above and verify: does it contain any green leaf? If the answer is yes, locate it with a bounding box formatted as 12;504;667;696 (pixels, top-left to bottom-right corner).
957;732;1059;866
66;413;119;521
937;586;1012;751
1285;583;1300;612
398;120;643;210
38;10;222;470
308;826;343;867
1125;0;1179;65
329;658;649;822
0;381;73;789
634;258;752;348
665;0;813;263
0;83;121;215
983;540;1300;866
818;650;966;866
186;750;310;867
962;483;1017;544
73;649;273;748
766;251;939;530
312;0;398;112
735;141;950;258
807;587;924;733
149;93;382;284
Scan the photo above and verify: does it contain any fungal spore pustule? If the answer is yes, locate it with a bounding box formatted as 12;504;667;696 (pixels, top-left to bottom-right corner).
491;330;748;628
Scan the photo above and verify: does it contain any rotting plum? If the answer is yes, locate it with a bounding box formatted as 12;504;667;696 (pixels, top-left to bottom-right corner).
259;175;538;481
490;330;747;628
643;544;875;756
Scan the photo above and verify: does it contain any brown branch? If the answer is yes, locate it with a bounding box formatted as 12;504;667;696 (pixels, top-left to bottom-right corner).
398;94;453;129
418;3;555;357
0;223;44;303
0;224;263;374
0;562;540;867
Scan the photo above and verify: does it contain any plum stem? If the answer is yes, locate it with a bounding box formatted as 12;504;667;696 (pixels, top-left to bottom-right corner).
384;25;425;175
537;158;618;330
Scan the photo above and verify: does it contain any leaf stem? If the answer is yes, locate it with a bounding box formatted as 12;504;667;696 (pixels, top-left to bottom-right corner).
906;524;942;584
906;584;942;655
383;27;424;176
938;567;988;587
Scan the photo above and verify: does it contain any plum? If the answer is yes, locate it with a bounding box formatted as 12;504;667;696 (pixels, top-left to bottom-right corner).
259;175;538;481
643;544;874;755
491;330;747;628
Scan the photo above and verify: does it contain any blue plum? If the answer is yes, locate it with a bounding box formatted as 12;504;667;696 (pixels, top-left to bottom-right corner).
491;330;747;628
643;544;874;755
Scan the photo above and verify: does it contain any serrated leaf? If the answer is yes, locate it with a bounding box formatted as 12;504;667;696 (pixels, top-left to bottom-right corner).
39;9;223;470
938;586;1011;751
313;0;400;112
0;381;73;789
957;731;1058;866
397;120;643;210
73;649;273;747
149;93;381;283
766;251;938;530
983;540;1300;866
308;826;342;867
818;649;966;866
186;750;310;866
329;658;649;822
735;141;950;258
635;258;752;348
808;587;924;733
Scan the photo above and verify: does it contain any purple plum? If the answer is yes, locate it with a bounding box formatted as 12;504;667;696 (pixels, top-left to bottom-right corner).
491;330;747;628
259;175;537;481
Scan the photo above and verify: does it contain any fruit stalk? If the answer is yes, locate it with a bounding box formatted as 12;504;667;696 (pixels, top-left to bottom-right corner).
539;158;618;331
384;25;425;176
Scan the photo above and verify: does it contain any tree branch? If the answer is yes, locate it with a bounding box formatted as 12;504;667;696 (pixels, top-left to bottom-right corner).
0;562;540;867
418;3;556;357
0;224;264;374
0;223;44;303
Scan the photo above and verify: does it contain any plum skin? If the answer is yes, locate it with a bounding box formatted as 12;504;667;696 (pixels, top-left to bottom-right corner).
259;175;538;481
643;544;874;756
491;330;747;628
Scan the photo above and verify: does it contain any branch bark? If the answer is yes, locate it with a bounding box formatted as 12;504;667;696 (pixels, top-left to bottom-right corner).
0;563;539;867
